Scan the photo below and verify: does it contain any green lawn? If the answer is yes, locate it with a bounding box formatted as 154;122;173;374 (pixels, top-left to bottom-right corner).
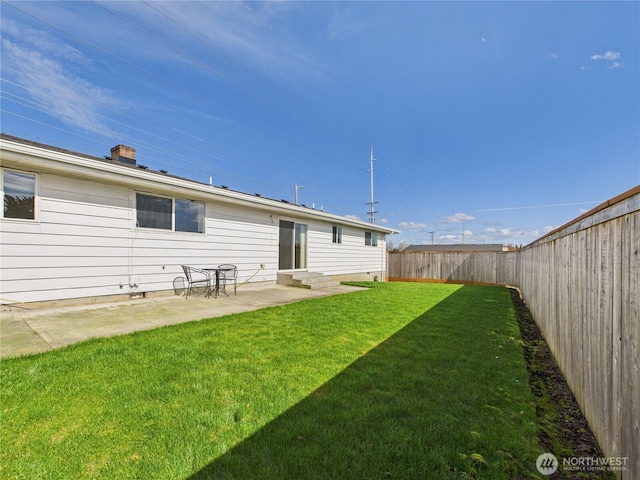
1;283;545;479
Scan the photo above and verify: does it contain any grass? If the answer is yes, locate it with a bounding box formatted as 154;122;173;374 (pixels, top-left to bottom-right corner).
1;282;545;479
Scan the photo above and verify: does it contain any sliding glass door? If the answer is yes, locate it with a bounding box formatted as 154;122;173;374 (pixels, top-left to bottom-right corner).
294;223;307;269
279;220;307;270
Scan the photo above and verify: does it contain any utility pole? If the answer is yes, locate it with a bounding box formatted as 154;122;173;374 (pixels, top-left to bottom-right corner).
366;146;378;223
462;223;465;244
428;231;435;245
294;183;304;205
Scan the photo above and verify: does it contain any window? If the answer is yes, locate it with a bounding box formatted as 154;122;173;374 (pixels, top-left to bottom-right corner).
175;199;204;233
3;170;36;220
136;193;172;229
332;226;342;244
365;231;378;247
136;193;205;232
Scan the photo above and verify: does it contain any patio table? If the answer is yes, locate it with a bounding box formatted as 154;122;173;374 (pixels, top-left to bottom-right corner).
202;268;221;297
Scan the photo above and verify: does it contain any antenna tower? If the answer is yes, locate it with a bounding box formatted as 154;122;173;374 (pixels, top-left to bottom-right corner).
366;146;379;223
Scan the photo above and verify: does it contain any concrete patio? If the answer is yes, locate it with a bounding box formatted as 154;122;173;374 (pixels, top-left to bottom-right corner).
0;284;364;359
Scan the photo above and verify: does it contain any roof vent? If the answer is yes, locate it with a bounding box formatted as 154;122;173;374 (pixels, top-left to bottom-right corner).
110;145;136;166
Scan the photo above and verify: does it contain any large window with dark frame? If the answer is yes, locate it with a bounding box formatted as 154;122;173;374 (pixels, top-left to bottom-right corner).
175;199;205;233
136;193;172;229
2;169;36;220
136;192;204;233
365;231;378;247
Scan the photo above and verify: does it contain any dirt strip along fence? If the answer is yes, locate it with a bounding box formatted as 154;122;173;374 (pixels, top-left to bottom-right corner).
388;185;639;480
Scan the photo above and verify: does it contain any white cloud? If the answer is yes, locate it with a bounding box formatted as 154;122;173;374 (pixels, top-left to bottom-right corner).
590;50;621;61
441;213;475;224
327;8;371;42
136;1;321;81
378;218;389;225
477;200;603;212
394;223;560;247
345;214;361;221
1;19;120;137
531;226;555;237
590;50;623;69
398;221;427;229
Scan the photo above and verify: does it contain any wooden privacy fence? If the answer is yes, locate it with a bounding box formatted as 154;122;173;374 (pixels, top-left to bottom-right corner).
388;185;639;480
387;250;518;285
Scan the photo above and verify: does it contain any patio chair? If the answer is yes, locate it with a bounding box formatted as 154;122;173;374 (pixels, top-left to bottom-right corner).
181;265;213;298
217;264;238;296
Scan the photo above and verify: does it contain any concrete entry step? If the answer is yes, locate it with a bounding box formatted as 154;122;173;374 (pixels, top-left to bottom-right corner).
277;271;340;289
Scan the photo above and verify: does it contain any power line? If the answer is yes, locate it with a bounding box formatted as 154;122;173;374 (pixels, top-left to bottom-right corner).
0;108;291;195
139;0;365;153
374;149;446;224
3;1;348;167
3;3;365;182
3;1;447;224
0;71;294;180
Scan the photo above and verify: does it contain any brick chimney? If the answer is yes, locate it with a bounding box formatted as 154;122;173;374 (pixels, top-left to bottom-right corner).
110;145;136;165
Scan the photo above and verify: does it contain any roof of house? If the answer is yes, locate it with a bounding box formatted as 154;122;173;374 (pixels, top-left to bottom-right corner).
404;244;506;252
1;133;398;235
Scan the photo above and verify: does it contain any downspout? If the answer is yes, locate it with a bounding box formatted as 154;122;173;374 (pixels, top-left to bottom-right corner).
381;234;387;282
127;190;140;297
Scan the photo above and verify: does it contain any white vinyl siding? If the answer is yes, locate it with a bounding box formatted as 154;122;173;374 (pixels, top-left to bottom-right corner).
1;139;394;303
0;173;280;302
1;179;387;302
306;224;386;277
0;175;131;302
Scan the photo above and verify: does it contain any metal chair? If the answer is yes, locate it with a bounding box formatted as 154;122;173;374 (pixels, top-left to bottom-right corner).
217;264;237;296
181;265;213;297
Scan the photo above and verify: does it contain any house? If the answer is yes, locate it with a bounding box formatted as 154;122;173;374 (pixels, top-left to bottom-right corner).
0;134;398;305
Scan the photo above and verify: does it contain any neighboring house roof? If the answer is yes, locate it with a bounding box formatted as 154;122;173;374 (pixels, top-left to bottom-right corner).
404;244;506;252
1;134;398;235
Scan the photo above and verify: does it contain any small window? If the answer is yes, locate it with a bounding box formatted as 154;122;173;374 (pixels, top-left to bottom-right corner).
3;170;36;220
175;199;204;233
136;193;172;229
365;231;378;247
332;226;342;244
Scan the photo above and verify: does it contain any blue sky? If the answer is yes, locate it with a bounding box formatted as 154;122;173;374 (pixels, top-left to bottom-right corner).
2;1;638;246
